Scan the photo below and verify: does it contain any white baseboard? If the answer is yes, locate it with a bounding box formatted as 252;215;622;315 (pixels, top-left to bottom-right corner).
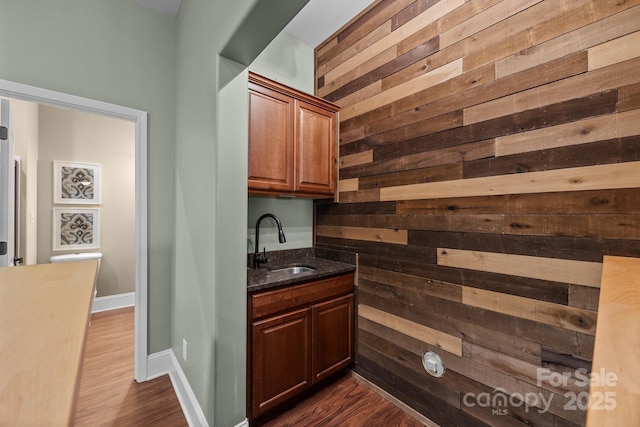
147;349;209;427
91;291;135;313
234;420;249;427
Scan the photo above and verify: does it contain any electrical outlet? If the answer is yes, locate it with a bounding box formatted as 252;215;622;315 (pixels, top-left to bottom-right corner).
182;339;187;362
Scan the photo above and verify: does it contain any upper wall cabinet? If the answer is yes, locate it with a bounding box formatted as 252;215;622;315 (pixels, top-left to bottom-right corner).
248;72;339;198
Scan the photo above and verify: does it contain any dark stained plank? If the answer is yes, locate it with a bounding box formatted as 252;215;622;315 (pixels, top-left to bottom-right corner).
464;135;640;179
395;188;640;216
391;0;441;31
369;88;617;164
359;163;462;190
408;229;640;262
324;37;440;103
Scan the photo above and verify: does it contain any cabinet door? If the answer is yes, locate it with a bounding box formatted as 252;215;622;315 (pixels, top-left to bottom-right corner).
248;84;294;193
251;308;311;416
312;294;354;383
294;100;335;196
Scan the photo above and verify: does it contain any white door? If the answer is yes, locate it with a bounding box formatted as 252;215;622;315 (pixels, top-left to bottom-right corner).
0;98;15;267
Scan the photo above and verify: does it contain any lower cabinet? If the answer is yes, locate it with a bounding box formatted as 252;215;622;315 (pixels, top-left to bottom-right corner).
248;273;354;421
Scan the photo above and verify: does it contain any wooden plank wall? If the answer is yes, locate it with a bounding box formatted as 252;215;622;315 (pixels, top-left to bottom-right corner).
314;1;640;426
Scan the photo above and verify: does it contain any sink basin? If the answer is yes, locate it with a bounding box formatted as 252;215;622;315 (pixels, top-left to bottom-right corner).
269;265;316;274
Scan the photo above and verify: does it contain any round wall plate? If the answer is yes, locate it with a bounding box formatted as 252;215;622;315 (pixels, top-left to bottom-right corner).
422;351;445;377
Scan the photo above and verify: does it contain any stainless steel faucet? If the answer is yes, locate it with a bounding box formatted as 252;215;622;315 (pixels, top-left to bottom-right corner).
254;213;286;268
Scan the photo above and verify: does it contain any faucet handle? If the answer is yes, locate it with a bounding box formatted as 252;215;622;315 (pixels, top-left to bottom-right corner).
255;248;268;267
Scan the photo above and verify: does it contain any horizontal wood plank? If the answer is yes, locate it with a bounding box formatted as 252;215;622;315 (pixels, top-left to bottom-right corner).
379;161;640;201
461;287;597;335
341;58;463;121
464;56;640;125
495;109;640;157
316;225;408;245
338;178;359;193
437;248;603;287
588;30;640;71
358;303;463;356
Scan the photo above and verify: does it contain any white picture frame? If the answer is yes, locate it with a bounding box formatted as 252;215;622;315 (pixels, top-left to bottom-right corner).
53;160;101;204
52;208;101;251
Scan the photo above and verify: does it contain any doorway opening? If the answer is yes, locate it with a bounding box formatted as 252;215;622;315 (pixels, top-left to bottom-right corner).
0;79;149;382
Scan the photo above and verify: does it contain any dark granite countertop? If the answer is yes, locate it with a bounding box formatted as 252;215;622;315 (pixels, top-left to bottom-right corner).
247;247;356;293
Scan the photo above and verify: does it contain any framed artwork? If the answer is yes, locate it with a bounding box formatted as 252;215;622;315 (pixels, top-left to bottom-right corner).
53;161;101;204
52;208;101;251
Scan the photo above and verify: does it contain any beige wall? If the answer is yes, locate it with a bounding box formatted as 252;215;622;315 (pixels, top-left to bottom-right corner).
37;105;135;297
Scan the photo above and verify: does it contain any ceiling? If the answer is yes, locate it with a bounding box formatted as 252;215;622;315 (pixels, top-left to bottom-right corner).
134;0;375;48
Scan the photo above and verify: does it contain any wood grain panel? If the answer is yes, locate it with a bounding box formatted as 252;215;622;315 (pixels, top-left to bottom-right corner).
504;213;640;240
314;1;640;425
467;136;640;180
358;303;463;356
409;228;640;263
320;45;398;102
323;0;463;85
315;225;408;244
316;0;414;68
363;111;462;148
440;0;542;49
461;287;597;335
316;212;503;234
340;139;494;180
397;0;494;54
339;150;373;169
356;254;594;358
496;2;640;78
437;248;603;288
359;265;462;303
464;56;640;125
337;189;381;203
358;163;462;190
460;0;589;72
589;30;640;71
361;66;493;139
347;51;586;160
323;37;439;103
380;161;640;201
338;178;358;193
370;79;610;163
495;109;640;156
619;82;640;111
464;342;586;396
341;58;463;121
317;22;393;86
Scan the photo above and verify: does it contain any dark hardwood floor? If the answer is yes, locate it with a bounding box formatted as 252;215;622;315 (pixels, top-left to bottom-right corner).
74;307;188;426
75;307;430;427
262;374;430;427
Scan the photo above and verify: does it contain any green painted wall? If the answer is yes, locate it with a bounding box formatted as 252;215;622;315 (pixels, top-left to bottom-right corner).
0;0;176;353
174;1;308;424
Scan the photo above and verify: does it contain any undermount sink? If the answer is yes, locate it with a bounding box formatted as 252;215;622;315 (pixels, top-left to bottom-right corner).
269;265;316;274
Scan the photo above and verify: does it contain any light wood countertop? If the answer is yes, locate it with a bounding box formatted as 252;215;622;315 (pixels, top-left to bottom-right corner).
586;256;640;426
0;261;98;426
